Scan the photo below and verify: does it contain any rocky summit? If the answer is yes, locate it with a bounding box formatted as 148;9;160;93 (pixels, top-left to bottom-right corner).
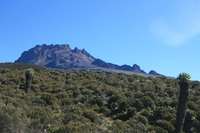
15;44;95;69
15;44;162;75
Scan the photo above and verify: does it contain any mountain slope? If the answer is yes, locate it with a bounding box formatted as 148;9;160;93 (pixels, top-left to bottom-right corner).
15;44;162;75
0;67;199;132
15;44;95;69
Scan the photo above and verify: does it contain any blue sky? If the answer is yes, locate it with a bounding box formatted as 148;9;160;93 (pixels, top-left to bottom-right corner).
1;0;200;81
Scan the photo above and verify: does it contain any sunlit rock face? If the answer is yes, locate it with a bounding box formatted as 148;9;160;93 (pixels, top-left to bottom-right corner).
15;44;162;75
15;44;95;69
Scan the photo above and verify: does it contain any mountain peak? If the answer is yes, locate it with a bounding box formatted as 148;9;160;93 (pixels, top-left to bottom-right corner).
15;44;162;76
72;47;81;53
148;70;163;76
15;44;95;69
132;64;145;73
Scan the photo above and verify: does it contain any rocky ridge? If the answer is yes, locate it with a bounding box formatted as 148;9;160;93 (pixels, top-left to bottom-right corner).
15;44;162;75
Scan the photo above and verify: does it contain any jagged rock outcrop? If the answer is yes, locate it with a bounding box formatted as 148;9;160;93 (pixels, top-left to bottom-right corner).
149;70;163;76
15;44;95;69
15;44;162;75
92;59;119;69
92;59;146;73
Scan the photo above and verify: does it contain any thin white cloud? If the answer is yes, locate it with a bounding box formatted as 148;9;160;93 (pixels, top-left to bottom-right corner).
150;0;200;46
150;17;168;37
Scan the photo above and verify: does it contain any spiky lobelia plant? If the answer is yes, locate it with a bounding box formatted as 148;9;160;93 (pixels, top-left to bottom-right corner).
183;109;196;133
25;68;34;93
175;73;191;133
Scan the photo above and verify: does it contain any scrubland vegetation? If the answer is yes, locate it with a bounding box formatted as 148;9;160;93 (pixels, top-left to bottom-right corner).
0;63;200;133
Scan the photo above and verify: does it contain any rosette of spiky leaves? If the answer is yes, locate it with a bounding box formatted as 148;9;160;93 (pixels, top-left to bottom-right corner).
185;109;196;120
177;73;191;82
25;68;34;76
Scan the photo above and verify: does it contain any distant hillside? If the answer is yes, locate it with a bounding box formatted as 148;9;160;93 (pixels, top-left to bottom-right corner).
15;44;162;76
0;62;163;79
0;62;47;70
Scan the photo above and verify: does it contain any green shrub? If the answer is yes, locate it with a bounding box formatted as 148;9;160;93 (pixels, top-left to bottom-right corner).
156;119;174;133
83;110;97;122
133;115;148;125
100;106;110;117
148;126;168;133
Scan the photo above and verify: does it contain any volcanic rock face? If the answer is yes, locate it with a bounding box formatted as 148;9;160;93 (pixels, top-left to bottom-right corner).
15;44;161;75
149;70;163;76
92;59;146;73
15;44;95;69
